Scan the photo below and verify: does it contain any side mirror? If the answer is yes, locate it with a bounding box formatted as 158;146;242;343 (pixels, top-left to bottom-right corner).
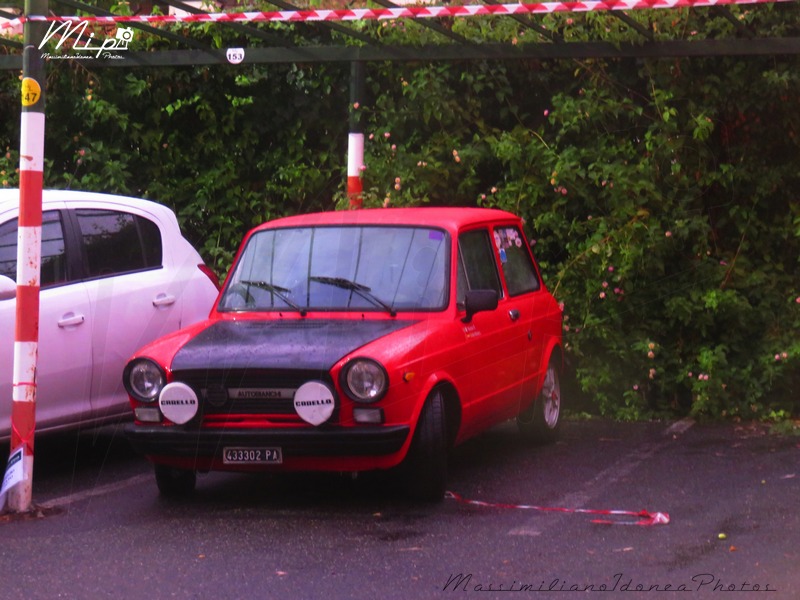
462;289;498;323
0;274;16;301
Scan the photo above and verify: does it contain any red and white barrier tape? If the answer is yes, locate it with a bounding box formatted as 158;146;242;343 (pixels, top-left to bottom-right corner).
446;491;670;526
0;0;793;31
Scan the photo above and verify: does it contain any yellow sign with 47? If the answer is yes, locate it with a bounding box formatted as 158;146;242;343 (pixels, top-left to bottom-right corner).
21;78;42;107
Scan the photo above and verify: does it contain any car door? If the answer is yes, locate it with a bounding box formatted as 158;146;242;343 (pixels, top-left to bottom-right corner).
491;224;549;411
0;209;93;437
453;227;528;438
71;208;183;419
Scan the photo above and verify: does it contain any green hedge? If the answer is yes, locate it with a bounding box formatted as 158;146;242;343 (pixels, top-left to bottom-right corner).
1;5;797;420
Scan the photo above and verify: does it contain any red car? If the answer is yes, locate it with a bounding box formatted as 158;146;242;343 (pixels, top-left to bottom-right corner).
123;207;563;501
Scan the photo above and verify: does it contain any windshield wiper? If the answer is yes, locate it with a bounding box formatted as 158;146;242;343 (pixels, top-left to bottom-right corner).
310;276;397;317
240;280;307;316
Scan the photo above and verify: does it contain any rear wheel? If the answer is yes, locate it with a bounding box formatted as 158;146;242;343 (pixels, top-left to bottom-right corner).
517;359;561;444
154;464;197;497
401;390;448;502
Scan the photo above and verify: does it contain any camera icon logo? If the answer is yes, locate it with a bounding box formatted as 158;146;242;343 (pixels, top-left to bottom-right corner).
115;27;134;44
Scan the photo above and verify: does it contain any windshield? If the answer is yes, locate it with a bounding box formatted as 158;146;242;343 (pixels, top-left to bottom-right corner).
219;225;449;313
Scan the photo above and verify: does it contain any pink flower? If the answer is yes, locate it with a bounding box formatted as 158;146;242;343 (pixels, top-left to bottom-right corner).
599;292;606;299
384;132;391;139
608;266;614;272
543;109;549;117
352;102;360;109
665;231;672;238
602;281;609;288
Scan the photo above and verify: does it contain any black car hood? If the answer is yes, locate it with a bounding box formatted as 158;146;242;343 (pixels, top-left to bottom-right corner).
171;319;418;373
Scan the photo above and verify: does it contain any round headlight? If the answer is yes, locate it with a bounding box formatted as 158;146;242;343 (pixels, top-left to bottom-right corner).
124;359;166;403
342;358;388;403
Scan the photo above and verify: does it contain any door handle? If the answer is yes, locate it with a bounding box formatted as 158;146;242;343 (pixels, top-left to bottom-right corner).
58;313;85;328
152;293;176;307
508;309;520;321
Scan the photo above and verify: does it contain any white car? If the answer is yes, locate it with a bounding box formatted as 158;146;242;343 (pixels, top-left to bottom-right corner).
0;190;220;441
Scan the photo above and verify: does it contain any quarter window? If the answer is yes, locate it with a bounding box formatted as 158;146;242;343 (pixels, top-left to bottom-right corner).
76;210;162;278
493;226;540;296
0;211;68;288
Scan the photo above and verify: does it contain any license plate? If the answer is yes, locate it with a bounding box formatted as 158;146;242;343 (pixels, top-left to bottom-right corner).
223;447;283;464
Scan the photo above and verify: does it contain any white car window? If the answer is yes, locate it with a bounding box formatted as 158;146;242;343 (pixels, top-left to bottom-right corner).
75;209;162;279
0;211;69;287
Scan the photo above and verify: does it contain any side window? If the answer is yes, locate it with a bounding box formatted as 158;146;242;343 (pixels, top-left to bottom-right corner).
76;210;162;278
493;226;540;296
0;211;68;288
456;229;502;306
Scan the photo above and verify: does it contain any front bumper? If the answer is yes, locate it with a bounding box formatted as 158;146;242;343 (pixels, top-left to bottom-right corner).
124;423;410;461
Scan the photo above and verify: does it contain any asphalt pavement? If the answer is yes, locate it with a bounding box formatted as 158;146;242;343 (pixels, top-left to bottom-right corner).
0;417;798;600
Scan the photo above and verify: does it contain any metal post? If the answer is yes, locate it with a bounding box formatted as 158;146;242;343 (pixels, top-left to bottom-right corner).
347;61;365;209
8;0;47;513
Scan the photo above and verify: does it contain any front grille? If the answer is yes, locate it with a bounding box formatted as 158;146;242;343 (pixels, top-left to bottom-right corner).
172;369;339;423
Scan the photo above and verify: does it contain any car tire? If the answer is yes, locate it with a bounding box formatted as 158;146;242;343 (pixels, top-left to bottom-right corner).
154;464;197;497
517;359;562;444
401;390;448;502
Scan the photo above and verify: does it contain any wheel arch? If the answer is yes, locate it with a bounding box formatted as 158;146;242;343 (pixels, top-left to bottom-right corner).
549;342;564;373
414;374;462;451
436;382;461;450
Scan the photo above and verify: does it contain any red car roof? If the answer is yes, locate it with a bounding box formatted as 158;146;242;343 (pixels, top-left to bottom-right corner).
253;207;522;232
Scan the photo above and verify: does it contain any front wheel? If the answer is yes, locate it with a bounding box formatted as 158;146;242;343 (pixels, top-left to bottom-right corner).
400;390;448;502
154;464;197;497
517;359;562;444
